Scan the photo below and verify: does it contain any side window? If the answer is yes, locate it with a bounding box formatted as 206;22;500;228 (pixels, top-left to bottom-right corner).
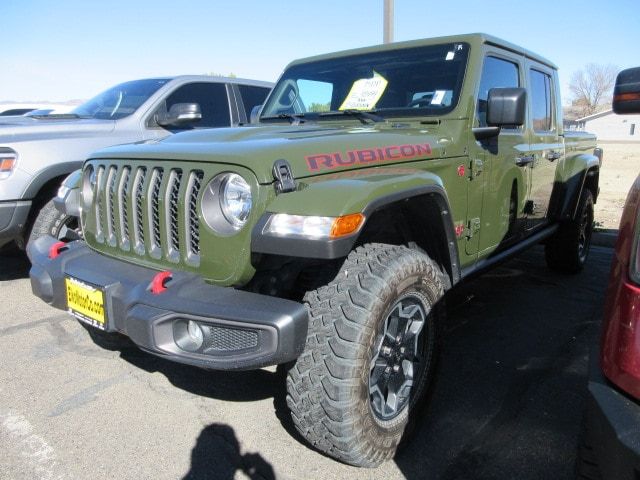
529;69;553;131
164;82;230;128
237;85;271;118
477;56;520;127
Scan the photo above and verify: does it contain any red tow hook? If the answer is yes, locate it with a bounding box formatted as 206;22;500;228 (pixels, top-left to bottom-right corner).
48;241;69;259
150;271;173;295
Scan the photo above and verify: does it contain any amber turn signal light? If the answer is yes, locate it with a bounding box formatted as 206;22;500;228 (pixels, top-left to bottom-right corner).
330;213;365;238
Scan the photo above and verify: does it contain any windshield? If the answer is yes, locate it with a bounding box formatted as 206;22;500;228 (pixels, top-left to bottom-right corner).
72;78;170;120
261;42;469;120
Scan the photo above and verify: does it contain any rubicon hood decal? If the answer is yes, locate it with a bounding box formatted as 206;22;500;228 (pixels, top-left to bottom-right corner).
305;143;432;172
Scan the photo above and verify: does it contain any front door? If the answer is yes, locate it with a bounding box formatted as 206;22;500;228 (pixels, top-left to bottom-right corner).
471;52;530;257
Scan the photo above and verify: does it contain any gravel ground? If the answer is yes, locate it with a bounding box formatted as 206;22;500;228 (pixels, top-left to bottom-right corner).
594;141;639;230
0;245;612;480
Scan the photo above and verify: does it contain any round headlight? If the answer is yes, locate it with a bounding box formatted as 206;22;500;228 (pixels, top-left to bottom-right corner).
220;174;252;227
201;173;252;235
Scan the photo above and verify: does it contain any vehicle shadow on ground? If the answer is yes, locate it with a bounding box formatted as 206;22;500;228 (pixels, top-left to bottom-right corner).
113;343;281;403
393;246;611;480
0;248;30;281
182;423;276;480
91;333;310;451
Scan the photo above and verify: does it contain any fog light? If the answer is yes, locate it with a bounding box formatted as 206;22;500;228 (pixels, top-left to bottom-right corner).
188;321;203;344
174;319;204;352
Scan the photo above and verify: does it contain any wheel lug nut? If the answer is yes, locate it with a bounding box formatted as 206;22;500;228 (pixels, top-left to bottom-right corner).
382;346;392;356
393;364;400;373
400;347;406;354
396;335;402;344
385;366;391;373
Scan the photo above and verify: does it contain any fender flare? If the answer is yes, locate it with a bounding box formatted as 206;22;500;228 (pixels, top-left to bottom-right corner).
251;184;461;285
22;161;84;200
555;153;600;221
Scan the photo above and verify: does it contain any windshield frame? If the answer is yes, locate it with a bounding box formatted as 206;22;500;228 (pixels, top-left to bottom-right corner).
260;42;470;122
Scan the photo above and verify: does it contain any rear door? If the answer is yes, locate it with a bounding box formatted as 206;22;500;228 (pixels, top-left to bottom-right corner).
525;63;562;230
472;51;530;257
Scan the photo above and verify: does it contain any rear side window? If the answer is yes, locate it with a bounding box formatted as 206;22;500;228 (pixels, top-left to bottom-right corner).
530;69;553;131
164;82;230;128
238;85;271;118
477;56;520;127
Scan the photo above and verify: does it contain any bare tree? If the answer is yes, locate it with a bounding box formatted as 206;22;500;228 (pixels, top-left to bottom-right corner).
569;63;618;118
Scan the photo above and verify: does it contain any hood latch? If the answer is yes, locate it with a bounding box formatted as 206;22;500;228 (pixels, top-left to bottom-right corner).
272;159;297;194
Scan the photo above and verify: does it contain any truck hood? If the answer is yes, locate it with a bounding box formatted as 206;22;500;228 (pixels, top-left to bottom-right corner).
93;123;452;184
0;117;115;143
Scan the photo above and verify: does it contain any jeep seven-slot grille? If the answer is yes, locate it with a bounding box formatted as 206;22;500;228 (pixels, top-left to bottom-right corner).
106;166;117;246
118;167;131;249
186;171;203;258
89;164;204;266
133;167;147;254
165;170;183;262
148;169;164;258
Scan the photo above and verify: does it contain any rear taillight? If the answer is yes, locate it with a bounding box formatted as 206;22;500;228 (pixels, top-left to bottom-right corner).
631;213;640;285
601;177;640;399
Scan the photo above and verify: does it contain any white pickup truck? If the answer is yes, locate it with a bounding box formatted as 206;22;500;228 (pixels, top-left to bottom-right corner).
0;75;272;250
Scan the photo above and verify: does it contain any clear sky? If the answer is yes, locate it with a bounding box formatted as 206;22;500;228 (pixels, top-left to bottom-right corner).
2;0;637;105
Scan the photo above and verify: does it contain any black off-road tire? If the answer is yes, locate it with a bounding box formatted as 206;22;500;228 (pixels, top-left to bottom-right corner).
286;243;445;467
545;189;594;274
28;199;80;247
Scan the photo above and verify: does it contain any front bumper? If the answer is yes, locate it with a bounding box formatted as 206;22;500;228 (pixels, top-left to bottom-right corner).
586;350;640;479
0;200;31;248
28;236;309;370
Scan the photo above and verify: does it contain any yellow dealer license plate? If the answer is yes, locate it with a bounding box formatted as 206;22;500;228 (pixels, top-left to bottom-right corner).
65;277;107;330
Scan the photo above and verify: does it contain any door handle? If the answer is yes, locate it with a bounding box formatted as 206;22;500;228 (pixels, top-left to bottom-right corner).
515;155;535;167
546;150;562;161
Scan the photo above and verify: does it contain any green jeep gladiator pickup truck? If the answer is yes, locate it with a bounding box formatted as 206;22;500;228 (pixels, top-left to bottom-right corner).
28;33;601;467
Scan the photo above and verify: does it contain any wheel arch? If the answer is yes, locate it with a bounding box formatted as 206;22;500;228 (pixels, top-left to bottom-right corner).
354;187;461;287
20;162;82;245
552;152;600;222
252;178;461;288
23;161;83;201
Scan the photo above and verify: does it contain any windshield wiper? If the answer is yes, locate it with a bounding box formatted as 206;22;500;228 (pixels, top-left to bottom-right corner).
261;113;306;125
30;113;85;120
319;109;385;125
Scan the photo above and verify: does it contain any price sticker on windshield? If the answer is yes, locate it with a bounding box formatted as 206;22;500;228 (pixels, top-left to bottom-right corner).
339;71;388;111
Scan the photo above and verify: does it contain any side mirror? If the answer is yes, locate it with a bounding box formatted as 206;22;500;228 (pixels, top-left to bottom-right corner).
249;104;263;124
487;87;527;127
157;103;202;127
613;67;640;114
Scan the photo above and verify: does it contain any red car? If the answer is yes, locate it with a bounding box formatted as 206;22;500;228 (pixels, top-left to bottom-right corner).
579;66;640;479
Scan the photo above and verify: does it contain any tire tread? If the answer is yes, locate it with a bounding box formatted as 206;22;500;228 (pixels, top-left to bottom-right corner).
286;243;445;467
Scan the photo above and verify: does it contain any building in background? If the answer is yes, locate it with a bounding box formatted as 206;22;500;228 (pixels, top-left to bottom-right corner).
567;109;640;142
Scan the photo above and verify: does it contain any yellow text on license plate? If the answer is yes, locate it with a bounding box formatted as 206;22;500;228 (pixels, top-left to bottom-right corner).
65;277;105;325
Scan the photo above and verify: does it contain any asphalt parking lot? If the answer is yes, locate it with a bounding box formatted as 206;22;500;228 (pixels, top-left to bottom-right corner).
0;244;612;480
